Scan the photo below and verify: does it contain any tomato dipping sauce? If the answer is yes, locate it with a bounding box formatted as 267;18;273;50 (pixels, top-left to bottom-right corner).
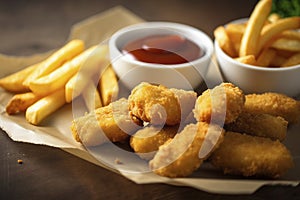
122;34;203;64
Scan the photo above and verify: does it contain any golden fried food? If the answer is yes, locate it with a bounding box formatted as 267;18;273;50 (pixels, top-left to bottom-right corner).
99;65;119;106
244;92;300;124
210;131;294;178
215;0;300;68
65;45;109;103
128;82;196;126
0;62;40;93
282;52;300;67
239;0;272;57
256;48;277;67
193;82;245;124
258;17;300;55
5;92;42;115
130;125;179;160
71;98;142;146
214;25;237;57
26;88;66;125
225;112;288;141
234;55;256;65
23;40;84;87
149;122;225;178
82;79;102;112
29;45;97;96
169;88;197;122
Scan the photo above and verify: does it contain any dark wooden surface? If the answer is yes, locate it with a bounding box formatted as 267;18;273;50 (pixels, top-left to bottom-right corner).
1;0;300;199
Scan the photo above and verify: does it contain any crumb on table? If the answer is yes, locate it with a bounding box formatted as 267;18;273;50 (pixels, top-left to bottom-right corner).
114;158;123;165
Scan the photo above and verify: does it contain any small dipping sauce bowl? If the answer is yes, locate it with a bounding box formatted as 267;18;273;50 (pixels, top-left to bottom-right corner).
109;22;213;90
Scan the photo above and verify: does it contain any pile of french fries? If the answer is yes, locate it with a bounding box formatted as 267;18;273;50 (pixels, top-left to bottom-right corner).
0;39;119;125
214;0;300;67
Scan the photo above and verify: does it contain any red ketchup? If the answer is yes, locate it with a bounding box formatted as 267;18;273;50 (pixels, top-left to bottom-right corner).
122;34;203;64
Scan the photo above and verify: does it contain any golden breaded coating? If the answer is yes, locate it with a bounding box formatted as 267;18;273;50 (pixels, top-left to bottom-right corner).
71;98;142;146
210;132;294;179
130;125;179;160
244;93;300;124
169;88;197;121
225;112;288;141
193;82;245;124
149;122;225;178
128;82;196;126
129;82;180;125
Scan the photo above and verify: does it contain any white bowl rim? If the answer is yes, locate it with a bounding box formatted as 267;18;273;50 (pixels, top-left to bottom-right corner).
215;18;300;71
215;40;300;72
109;21;214;69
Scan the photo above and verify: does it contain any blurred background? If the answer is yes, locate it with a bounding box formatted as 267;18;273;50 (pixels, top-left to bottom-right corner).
0;0;258;56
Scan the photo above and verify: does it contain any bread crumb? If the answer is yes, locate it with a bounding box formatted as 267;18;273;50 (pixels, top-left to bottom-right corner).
114;158;123;165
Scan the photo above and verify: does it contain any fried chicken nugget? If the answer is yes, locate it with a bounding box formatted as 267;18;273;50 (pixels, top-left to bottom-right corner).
130;125;179;160
149;122;225;178
71;98;142;146
244;93;300;124
128;82;197;126
210;132;294;179
225;112;288;141
169;88;197;122
193;82;245;124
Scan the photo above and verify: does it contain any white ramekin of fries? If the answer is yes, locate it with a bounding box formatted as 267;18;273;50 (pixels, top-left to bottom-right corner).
214;0;300;97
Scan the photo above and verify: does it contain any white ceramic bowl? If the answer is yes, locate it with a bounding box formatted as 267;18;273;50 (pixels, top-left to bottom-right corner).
109;22;213;90
215;21;300;97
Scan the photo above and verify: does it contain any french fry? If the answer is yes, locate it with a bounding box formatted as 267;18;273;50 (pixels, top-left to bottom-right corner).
65;45;109;103
279;30;300;40
214;26;237;57
82;80;102;112
99;65;119;106
6;92;42;115
234;55;256;65
226;23;246;42
29;46;97;96
258;17;300;54
239;0;272;57
281;52;300;67
268;13;281;23
25;88;66;125
65;74;78;103
269;55;286;67
256;48;277;67
0;62;40;93
23;40;84;87
275;49;296;58
226;23;246;54
271;38;300;52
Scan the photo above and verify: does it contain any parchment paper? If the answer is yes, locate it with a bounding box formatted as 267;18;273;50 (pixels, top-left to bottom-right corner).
0;6;299;194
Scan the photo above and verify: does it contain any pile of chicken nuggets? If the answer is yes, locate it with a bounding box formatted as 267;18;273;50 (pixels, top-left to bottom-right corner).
71;82;300;179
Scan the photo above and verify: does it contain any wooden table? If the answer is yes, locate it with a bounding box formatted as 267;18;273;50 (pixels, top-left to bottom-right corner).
1;0;299;199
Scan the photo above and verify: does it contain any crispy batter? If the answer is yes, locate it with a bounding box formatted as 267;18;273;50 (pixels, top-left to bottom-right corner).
244;92;300;124
130;125;179;160
193;82;245;124
128;82;196;126
169;88;197;121
210;131;294;179
71;98;142;146
149;122;225;178
128;82;179;125
225;112;288;141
